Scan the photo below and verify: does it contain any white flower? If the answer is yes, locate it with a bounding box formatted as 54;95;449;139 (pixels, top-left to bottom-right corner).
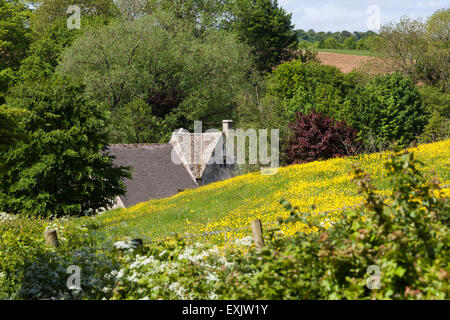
209;292;219;300
168;282;186;298
0;212;17;222
113;240;133;250
158;250;167;257
178;246;210;263
127;272;140;283
102;287;112;293
233;236;253;247
116;269;125;279
205;272;218;282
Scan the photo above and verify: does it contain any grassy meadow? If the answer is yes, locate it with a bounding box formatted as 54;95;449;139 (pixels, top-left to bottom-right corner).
1;139;448;300
314;48;380;57
63;139;450;249
3;140;448;251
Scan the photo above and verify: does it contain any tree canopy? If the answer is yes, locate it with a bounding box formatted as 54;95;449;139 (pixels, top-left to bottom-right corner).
30;0;120;36
0;78;130;217
374;8;449;90
58;11;253;141
0;0;32;104
0;0;31;70
228;0;297;72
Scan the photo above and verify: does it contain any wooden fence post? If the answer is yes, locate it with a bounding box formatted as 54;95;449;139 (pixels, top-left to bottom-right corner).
132;238;143;251
251;219;265;251
44;229;59;248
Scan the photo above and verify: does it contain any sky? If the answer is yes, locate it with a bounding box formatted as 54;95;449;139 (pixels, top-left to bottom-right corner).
278;0;450;32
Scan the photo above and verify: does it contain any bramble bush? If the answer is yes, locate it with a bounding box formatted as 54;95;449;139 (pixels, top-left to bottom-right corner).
285;111;360;164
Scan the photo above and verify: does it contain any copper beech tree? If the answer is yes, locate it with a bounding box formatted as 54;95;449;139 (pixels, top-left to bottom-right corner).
285;112;359;164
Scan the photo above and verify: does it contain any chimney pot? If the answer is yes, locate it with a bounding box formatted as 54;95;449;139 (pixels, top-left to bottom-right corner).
222;120;233;136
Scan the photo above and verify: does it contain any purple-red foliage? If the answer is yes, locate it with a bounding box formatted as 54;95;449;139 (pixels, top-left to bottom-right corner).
285;111;360;164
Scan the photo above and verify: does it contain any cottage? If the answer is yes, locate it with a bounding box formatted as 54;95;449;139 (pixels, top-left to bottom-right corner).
105;120;235;208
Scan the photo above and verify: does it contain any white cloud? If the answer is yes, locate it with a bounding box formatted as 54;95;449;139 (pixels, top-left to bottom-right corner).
278;0;449;31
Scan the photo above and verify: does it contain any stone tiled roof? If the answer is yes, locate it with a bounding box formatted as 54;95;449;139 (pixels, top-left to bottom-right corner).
104;144;198;207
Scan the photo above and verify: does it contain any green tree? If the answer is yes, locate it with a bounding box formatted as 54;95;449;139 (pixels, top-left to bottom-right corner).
116;0;226;30
374;17;427;83
108;99;167;143
343;35;357;49
17;19;79;82
343;72;427;149
374;8;449;90
418;85;450;142
0;78;131;217
420;8;449;91
0;0;31;70
356;38;369;50
0;105;28;153
0;68;14;104
265;59;352;123
58;11;252;139
30;0;119;36
318;38;326;49
228;0;297;72
324;37;339;49
0;0;32;104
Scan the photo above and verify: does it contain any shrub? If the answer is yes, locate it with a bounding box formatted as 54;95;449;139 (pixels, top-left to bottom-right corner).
266;60;353;123
0;215;118;299
285;112;359;164
342;72;427;149
0;78;131;217
418;85;450;143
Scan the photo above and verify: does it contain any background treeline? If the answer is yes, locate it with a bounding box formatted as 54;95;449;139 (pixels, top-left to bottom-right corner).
295;29;377;50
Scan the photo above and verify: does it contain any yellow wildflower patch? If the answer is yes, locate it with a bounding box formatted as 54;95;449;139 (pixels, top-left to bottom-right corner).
91;140;449;251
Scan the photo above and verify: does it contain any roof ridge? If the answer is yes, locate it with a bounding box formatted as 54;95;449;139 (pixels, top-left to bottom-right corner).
107;143;171;148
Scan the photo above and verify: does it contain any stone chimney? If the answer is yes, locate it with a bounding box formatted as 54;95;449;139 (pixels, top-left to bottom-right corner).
222;120;233;137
